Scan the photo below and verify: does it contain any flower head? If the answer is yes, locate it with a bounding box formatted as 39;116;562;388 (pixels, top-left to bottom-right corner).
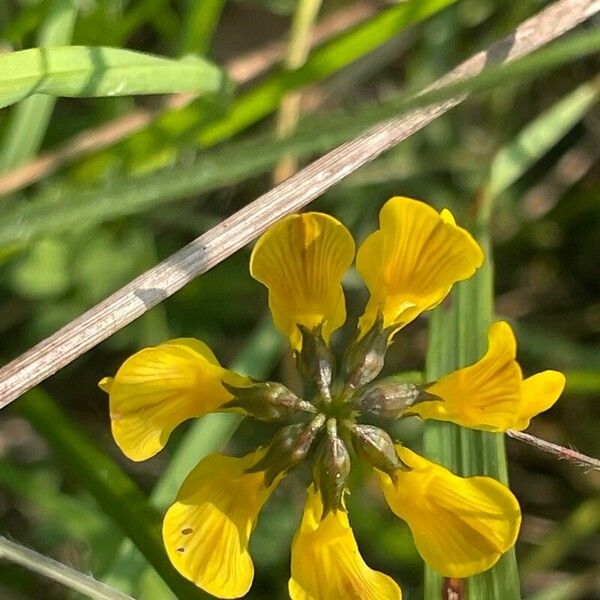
100;197;564;598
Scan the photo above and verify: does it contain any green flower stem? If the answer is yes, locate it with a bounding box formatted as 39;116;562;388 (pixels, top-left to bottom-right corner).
15;389;204;600
0;535;133;600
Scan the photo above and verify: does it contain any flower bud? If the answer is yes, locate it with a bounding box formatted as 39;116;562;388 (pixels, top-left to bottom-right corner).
342;315;392;390
223;380;315;421
295;325;335;401
313;419;351;517
247;414;326;486
349;423;409;475
353;379;435;419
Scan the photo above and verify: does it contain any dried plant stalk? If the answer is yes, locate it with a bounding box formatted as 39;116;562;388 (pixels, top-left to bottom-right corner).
0;0;598;408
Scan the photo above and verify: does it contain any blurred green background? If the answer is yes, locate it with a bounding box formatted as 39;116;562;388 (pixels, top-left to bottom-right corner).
0;0;599;598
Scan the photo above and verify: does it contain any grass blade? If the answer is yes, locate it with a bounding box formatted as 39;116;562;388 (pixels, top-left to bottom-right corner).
424;221;520;599
3;29;600;248
0;536;134;600
177;0;226;56
482;78;600;207
0;46;229;109
0;0;78;171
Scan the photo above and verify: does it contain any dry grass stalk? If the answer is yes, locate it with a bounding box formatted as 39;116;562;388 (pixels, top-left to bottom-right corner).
0;0;598;408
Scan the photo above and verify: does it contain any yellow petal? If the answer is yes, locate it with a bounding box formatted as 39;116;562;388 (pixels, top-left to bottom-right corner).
250;213;355;351
99;338;248;461
513;370;565;430
378;447;521;578
356;197;483;338
414;321;521;431
289;486;401;600
163;451;277;599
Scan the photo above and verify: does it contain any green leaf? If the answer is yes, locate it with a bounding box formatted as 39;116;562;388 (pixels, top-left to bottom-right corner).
482;79;600;211
0;46;229;109
0;0;78;171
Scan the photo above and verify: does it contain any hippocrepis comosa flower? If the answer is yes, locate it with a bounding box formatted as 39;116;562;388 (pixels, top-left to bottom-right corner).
99;197;565;599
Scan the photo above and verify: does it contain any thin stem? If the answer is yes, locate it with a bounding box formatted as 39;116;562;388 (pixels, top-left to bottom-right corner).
507;429;600;471
0;536;134;600
273;0;323;184
0;0;598;409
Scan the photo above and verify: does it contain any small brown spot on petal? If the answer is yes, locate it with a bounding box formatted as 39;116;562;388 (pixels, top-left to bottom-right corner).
176;547;185;553
181;528;193;535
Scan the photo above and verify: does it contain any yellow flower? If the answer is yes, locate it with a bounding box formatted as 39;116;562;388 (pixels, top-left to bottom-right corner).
356;197;483;340
250;212;355;351
412;321;565;432
99;196;564;598
377;447;521;578
163;450;278;599
289;486;402;600
99;338;249;461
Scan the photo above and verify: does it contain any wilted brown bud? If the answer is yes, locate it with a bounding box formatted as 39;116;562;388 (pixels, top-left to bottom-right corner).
247;414;326;486
313;418;351;516
353;379;431;419
223;380;316;421
295;325;335;401
349;423;409;475
342;315;392;390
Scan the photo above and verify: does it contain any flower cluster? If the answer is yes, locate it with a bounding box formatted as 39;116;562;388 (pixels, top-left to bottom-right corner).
100;197;565;599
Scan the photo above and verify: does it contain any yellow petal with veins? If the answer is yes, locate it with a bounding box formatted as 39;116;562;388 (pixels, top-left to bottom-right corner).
415;322;521;431
289;486;402;600
378;447;521;578
163;451;277;598
513;370;565;430
250;213;355;351
99;338;248;461
357;197;483;339
413;321;564;431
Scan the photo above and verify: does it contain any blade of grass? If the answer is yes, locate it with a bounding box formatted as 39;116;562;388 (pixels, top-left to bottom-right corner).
0;46;229;109
178;0;226;56
481;77;600;209
15;389;205;600
424;217;520;598
0;536;134;600
101;317;282;594
3;26;600;249
73;0;458;173
0;0;597;410
0;0;78;172
195;0;457;146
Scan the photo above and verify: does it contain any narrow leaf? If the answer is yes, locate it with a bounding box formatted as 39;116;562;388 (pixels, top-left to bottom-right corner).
0;535;134;600
0;46;229;109
0;0;78;171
